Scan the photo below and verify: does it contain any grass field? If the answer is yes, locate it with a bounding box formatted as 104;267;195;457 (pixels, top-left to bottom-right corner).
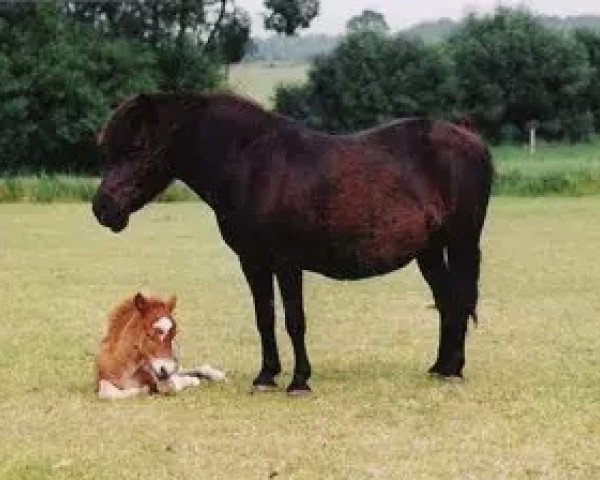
3;138;600;202
228;62;309;107
1;199;599;479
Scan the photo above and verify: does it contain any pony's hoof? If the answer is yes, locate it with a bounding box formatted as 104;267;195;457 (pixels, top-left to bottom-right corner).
250;379;278;394
428;369;464;383
286;383;311;397
428;358;464;378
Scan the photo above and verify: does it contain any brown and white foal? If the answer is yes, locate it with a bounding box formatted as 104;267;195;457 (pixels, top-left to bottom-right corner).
96;292;225;400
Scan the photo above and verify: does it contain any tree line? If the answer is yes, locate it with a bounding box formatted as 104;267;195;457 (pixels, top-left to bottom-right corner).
0;0;319;173
276;8;600;143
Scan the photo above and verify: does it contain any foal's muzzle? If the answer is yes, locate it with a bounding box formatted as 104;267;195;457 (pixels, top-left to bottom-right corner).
92;192;129;233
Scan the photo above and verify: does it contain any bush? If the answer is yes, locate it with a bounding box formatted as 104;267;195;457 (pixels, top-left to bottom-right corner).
0;3;225;174
448;9;592;142
275;30;457;133
157;40;225;92
575;29;600;130
0;4;159;173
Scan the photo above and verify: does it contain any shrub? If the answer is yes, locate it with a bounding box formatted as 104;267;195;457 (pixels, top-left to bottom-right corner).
448;9;592;142
275;31;457;133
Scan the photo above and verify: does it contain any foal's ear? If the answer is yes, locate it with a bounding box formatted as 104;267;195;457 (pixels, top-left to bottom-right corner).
134;292;148;313
166;295;177;313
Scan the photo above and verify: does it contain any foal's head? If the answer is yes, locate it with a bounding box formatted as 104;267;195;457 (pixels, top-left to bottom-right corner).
93;94;182;232
126;292;179;381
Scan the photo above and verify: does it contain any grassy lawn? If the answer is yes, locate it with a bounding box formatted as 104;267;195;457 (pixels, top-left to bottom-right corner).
1;199;599;479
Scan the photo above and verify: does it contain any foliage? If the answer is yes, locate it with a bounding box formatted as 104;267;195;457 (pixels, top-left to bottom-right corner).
0;3;158;173
404;14;600;43
157;40;224;92
61;0;226;93
264;0;319;35
575;28;600;130
60;0;223;48
448;9;593;142
216;7;252;64
275;31;457;132
276;8;599;142
346;9;389;34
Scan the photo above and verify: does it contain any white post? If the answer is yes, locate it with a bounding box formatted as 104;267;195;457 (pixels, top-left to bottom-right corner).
529;126;536;155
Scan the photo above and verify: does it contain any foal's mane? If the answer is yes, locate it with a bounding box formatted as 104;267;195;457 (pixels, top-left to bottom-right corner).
104;296;139;340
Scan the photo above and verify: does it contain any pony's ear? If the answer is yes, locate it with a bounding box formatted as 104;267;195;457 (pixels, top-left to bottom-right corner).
130;94;159;148
136;94;159;125
134;292;148;313
166;295;177;313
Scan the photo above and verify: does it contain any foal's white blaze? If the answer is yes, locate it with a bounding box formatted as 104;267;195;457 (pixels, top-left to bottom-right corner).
153;316;173;339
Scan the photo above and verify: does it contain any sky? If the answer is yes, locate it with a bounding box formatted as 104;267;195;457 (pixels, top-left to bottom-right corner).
237;0;600;37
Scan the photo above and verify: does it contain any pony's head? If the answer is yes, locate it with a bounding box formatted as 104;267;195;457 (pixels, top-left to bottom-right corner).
93;94;180;233
127;292;179;381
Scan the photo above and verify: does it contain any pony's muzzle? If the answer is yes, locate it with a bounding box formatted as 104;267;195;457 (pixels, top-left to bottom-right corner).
92;192;129;233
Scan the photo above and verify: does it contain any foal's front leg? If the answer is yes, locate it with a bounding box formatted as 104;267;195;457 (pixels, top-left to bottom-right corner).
240;258;281;391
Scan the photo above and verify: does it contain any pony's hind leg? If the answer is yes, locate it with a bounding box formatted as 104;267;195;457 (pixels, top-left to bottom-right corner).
429;240;481;377
417;246;451;315
417;246;456;376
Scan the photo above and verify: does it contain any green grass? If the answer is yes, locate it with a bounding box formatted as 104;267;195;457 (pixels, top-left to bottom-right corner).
493;138;600;195
1;199;599;479
0;175;196;203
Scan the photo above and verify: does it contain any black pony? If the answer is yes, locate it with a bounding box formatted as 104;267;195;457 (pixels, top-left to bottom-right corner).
93;93;493;395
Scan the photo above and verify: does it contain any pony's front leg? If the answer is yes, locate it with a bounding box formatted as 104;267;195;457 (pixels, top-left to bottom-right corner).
277;268;311;395
97;380;148;400
240;258;281;391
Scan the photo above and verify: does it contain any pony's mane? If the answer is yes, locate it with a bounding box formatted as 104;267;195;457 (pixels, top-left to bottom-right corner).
98;91;276;145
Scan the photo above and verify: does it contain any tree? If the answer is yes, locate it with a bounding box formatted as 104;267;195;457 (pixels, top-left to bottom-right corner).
264;0;319;35
216;7;252;64
275;31;457;132
61;0;226;92
346;9;389;34
575;28;600;130
60;1;227;48
0;3;158;172
448;9;593;141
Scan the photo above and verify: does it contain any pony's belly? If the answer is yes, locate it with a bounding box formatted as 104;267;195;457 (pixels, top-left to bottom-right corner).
304;254;415;280
276;235;418;280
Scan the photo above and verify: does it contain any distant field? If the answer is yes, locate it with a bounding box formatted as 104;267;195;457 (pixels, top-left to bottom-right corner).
228;61;309;107
1;199;599;478
492;138;600;195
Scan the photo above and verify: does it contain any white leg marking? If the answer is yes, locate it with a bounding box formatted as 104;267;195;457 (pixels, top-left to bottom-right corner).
97;380;146;400
171;374;201;391
196;364;227;382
